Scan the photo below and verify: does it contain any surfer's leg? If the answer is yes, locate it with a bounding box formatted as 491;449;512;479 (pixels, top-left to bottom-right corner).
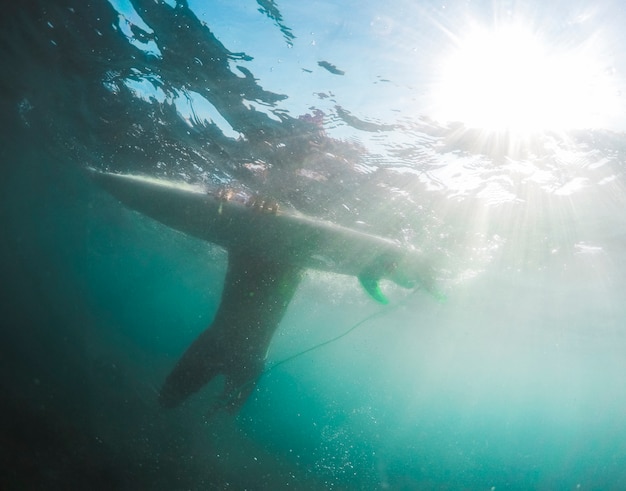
203;253;302;414
159;252;302;412
159;327;225;408
207;359;265;417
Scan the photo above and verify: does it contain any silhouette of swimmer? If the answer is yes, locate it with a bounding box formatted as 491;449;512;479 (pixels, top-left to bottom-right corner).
159;251;303;415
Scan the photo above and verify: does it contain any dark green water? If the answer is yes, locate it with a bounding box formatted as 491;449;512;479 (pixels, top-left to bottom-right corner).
2;1;626;489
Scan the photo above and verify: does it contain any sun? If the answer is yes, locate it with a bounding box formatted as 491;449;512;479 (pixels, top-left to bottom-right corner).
431;23;618;133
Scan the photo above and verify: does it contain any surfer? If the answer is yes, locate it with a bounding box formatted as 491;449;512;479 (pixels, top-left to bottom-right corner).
159;191;295;414
90;169;440;416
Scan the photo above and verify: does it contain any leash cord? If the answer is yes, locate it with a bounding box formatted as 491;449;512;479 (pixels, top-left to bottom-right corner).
205;288;421;418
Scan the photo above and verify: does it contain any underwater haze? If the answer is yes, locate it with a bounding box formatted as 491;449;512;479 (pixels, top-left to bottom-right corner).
2;0;626;489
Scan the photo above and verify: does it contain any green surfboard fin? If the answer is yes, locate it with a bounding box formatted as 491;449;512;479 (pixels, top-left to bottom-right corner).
358;275;389;304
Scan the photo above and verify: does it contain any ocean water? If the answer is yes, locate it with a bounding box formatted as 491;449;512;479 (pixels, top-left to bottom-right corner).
2;1;626;489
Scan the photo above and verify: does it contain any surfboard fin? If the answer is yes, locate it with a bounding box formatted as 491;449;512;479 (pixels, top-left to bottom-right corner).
359;252;446;304
358;275;389;304
358;253;400;304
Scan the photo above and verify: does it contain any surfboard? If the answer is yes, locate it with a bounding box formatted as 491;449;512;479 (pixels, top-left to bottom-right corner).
89;169;438;302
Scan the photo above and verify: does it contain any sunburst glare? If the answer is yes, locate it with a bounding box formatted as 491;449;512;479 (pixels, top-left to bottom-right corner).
431;23;619;133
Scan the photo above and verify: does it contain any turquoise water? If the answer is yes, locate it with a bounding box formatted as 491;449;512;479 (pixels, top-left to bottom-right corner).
2;1;626;489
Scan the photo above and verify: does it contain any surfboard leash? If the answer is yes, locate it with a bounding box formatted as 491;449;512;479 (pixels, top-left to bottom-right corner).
204;287;423;419
270;285;424;371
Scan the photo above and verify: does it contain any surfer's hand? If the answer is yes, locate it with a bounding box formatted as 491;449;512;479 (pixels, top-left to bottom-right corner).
246;195;279;214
